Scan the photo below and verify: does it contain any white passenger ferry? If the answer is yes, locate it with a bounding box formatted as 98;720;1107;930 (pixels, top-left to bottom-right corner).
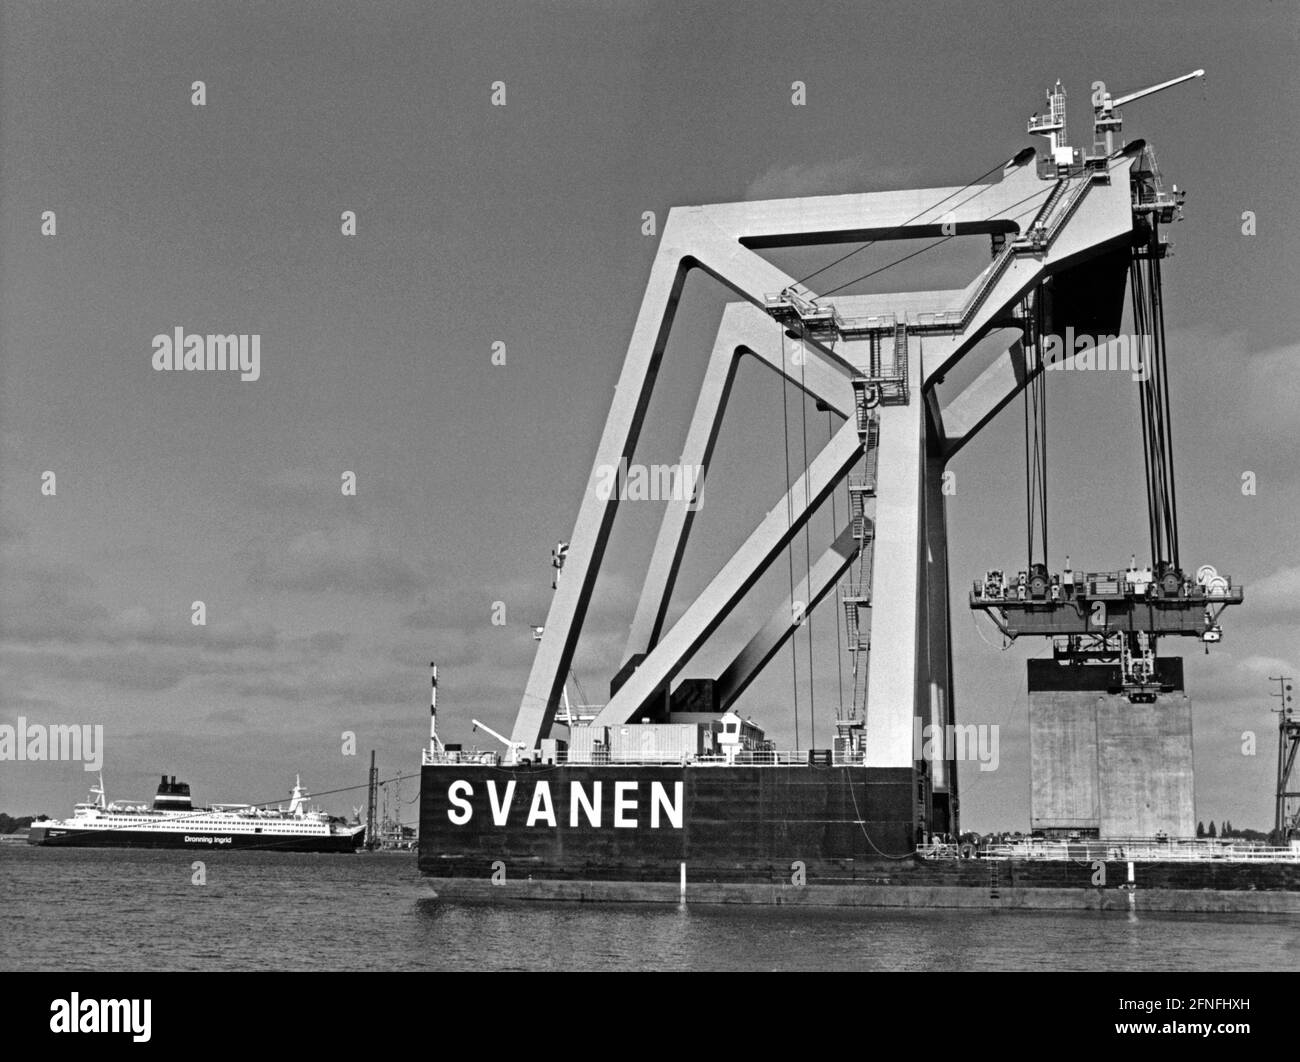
27;774;366;852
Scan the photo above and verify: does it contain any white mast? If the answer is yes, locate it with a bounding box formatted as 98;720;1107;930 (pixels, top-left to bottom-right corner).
288;775;307;816
429;661;443;753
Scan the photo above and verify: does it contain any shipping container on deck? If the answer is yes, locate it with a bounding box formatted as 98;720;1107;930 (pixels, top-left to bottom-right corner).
608;723;703;763
567;725;608;764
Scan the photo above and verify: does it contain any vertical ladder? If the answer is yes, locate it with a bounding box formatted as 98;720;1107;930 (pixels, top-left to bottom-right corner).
892;322;907;386
883;323;909;404
840;384;881;729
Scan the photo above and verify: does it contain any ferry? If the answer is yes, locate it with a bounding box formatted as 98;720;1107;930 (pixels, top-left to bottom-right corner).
27;774;366;853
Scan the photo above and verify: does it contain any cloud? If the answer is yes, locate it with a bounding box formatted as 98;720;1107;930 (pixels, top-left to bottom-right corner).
744;156;922;200
389;628;478;669
1241;341;1300;438
2;645;238;693
245;467;327;509
1232;653;1298;681
212;650;449;710
401;605;458;631
103;608;279;650
0;554;278;652
225;669;419;708
0;513;23;543
239;467;410;513
0;563;111;644
306;630;349;654
1177;648;1297;709
399;574;558;636
246;525;425;597
1244;565;1300;617
0;625;404;703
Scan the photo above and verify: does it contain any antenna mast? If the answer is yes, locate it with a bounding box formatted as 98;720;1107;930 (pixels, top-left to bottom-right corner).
429;661;443;755
1271;676;1299;841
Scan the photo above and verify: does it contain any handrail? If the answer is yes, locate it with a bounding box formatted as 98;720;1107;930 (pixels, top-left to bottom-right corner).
919;840;1300;863
924;173;1095;337
1041;174;1094;243
979;840;1300;863
770;173;1101;346
423;747;869;767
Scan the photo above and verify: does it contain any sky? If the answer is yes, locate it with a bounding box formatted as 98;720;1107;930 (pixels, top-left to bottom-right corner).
1;0;1297;833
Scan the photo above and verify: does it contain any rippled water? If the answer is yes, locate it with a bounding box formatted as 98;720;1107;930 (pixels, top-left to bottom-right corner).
1;845;1294;972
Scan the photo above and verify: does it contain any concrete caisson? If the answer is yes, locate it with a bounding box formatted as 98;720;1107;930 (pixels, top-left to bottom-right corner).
1028;658;1193;837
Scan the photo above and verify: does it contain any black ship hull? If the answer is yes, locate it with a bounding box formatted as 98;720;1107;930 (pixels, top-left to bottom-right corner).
27;824;364;853
420;762;917;883
418;763;1300;910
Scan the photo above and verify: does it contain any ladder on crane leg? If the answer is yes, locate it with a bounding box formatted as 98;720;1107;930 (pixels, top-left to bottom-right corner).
839;380;880;742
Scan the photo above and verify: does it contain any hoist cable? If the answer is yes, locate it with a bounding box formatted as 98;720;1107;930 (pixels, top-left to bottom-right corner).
829;412;846;715
797;320;816;745
778;324;800;750
1150;245;1180;569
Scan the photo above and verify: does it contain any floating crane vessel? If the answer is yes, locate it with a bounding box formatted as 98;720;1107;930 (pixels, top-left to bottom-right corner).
419;73;1299;910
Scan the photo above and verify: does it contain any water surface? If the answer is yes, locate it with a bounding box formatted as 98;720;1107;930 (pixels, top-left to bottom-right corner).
2;846;1293;971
